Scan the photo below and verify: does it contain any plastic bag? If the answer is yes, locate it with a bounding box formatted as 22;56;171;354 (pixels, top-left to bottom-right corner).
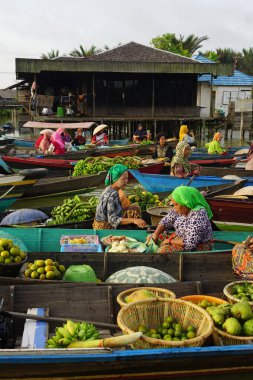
48;143;55;153
145;238;159;254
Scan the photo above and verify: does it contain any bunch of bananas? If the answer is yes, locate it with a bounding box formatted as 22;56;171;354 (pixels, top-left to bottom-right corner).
73;156;143;176
46;320;100;348
46;195;98;226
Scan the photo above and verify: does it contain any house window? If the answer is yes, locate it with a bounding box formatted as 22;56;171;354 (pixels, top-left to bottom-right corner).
222;91;239;105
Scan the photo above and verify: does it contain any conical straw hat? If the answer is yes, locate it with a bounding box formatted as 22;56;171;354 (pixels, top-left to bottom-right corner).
93;124;108;136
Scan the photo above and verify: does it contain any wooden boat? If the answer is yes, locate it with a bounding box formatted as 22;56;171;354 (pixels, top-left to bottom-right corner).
128;171;251;193
206;181;253;231
1;279;253;379
190;157;236;167
0;168;47;211
200;166;253;178
2;156;75;171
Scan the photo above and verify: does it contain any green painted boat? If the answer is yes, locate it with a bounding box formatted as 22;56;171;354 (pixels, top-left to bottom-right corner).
212;221;253;232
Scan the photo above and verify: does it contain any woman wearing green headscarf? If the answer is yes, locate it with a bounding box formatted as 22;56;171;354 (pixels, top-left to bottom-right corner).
93;164;147;230
170;141;201;177
148;186;213;252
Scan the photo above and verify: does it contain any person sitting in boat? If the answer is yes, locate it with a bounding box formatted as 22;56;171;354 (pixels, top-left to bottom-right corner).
170;141;201;177
50;128;67;155
179;123;196;147
72;128;86;146
133;124;147;143
91;125;109;146
147;186;213;253
38;130;54;155
205;132;227;155
93;164;147;230
152;132;173;162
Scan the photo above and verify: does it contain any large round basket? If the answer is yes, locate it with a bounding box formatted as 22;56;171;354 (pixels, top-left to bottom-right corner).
146;206;172;226
223;280;253;307
117;297;213;349
0;257;27;277
117;287;176;308
181;295;227;305
181;294;253;346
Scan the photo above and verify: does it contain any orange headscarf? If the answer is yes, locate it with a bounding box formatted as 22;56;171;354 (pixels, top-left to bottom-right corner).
179;125;188;141
213;132;222;141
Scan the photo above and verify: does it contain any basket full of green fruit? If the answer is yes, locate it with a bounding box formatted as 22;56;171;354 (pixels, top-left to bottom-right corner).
0;237;27;277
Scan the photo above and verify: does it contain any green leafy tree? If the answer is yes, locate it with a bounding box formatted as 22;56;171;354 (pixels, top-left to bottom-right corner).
179;34;209;55
41;49;60;60
238;48;253;76
151;33;208;57
216;48;241;64
150;33;191;56
69;44;100;57
200;50;220;62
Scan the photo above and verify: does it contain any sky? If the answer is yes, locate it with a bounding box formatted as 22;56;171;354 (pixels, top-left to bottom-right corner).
1;0;253;89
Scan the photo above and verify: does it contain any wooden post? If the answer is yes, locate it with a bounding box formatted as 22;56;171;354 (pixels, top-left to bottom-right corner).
202;119;206;142
240;111;244;141
92;73;95;118
152;74;155;118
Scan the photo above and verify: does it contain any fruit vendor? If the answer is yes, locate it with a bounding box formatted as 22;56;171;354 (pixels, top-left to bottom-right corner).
170;141;201;177
152;132;173;161
147;186;213;253
93;164;147;229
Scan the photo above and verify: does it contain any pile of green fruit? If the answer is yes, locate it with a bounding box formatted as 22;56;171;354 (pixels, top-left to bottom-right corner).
127;185;161;211
47;320;100;348
138;316;197;341
230;282;253;302
0;238;26;264
73;156;143;176
204;300;253;336
25;258;65;280
46;195;98;226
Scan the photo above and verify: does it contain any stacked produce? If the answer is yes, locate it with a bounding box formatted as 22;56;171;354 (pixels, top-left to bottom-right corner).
25;258;65;280
230;282;253;302
47;320;100;348
0;238;26;264
202;300;253;336
127;185;161;211
138;316;197;341
46;196;98;226
73;156;143;176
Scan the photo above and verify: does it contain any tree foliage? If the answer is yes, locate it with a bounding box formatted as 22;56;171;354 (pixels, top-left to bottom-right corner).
150;33;208;56
41;49;60;60
69;45;100;57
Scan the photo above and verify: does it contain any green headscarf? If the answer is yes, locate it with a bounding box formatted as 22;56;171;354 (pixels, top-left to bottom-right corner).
171;186;213;219
105;164;128;186
170;141;192;175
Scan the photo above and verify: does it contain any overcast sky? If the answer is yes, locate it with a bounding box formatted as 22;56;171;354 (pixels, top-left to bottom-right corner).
1;0;253;88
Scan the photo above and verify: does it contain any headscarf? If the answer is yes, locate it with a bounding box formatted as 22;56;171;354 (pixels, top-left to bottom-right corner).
213;132;222;141
51;129;65;150
171;186;213;219
105;164;128;186
179;125;188;141
170;141;191;175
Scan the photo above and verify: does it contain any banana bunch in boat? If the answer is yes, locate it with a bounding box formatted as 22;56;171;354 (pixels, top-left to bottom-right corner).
46;196;98;225
72;156;143;176
46;320;100;348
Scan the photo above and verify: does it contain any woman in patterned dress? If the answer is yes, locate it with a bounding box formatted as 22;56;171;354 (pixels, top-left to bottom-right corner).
93;164;147;230
148;186;213;253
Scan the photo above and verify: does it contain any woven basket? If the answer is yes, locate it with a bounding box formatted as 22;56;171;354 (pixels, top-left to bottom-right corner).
0;257;27;277
117;287;176;308
223;280;253;307
117;297;213;349
182;293;253;346
180;294;227;305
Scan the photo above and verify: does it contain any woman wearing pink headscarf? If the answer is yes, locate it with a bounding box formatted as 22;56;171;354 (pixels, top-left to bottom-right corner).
51;128;66;155
38;130;54;155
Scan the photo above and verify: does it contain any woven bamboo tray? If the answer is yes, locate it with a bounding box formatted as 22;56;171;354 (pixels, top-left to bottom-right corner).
223;280;253;307
117;297;213;349
117;287;176;308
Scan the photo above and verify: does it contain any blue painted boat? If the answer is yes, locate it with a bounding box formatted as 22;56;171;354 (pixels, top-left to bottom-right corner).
129;171;253;193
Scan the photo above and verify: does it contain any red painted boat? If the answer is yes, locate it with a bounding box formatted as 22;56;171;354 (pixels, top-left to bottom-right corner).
190;158;236;167
2;156;74;171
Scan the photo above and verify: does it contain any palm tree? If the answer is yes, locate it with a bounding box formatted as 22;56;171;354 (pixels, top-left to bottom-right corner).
179;34;209;55
41;49;60;60
238;48;253;75
69;44;100;57
216;48;241;64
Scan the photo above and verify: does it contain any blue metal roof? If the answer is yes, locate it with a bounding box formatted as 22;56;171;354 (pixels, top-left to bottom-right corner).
192;54;253;86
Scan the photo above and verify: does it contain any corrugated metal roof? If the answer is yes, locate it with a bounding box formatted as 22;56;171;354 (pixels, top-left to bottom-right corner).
193;54;253;86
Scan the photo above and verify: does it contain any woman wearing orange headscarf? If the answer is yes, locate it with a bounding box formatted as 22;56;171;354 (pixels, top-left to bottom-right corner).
205;132;227;154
